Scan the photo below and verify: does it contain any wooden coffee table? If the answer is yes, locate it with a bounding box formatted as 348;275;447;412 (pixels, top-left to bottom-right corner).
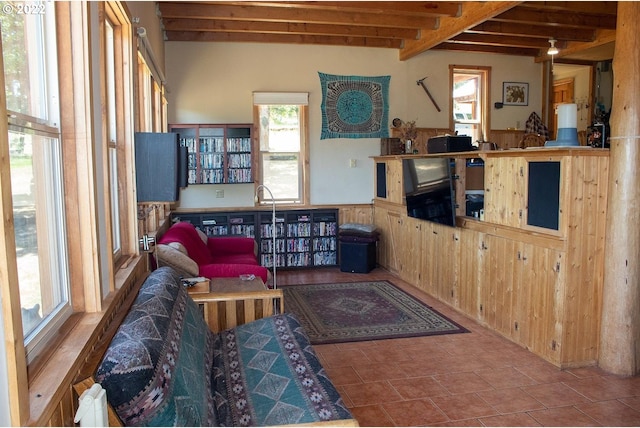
187;276;283;332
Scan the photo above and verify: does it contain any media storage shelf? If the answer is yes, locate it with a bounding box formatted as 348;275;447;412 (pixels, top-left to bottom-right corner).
173;208;338;269
169;123;253;185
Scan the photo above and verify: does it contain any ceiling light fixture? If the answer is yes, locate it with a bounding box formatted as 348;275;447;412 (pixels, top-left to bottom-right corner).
547;38;559;56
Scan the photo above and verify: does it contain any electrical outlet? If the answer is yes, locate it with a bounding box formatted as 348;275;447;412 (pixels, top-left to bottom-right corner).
216;189;224;198
349;159;357;168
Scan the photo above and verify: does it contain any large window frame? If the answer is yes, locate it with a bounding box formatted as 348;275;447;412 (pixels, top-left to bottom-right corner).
450;65;491;143
253;92;309;206
0;0;73;366
0;1;147;424
101;2;136;275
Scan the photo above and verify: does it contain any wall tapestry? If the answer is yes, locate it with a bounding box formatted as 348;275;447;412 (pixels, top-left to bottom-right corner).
319;72;390;139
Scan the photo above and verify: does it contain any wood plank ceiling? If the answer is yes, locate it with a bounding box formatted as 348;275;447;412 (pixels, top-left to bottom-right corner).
158;1;617;62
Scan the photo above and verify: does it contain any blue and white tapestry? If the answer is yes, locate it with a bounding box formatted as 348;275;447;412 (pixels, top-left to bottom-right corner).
319;72;390;139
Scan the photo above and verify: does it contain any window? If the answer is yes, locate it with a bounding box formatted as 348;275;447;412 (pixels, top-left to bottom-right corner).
137;27;167;133
103;2;134;269
450;66;491;143
137;54;153;131
1;2;72;362
253;92;309;205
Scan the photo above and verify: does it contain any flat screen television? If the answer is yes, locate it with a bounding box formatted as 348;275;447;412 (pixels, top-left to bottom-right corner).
403;157;456;227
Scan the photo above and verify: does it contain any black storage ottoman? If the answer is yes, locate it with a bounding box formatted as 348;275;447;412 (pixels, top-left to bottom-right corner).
340;241;377;273
338;223;379;273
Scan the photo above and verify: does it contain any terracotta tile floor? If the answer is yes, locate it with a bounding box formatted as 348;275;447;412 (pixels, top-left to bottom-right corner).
278;267;640;427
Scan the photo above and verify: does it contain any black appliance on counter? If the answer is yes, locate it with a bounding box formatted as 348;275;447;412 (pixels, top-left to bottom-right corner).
427;135;473;153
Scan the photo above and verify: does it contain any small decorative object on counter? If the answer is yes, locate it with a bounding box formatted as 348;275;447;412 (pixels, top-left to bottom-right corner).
398;120;418;153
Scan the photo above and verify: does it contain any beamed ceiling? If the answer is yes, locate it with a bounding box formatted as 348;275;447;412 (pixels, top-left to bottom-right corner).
158;1;617;63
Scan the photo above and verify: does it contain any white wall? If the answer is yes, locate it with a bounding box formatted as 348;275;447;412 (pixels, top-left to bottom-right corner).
165;42;542;207
126;1;166;75
404;50;542;131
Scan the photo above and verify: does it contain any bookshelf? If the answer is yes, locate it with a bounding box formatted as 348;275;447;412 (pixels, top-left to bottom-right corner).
169;124;253;185
173;208;339;268
256;209;338;268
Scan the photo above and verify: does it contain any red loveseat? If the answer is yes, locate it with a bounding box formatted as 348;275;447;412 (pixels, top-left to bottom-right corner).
155;221;269;283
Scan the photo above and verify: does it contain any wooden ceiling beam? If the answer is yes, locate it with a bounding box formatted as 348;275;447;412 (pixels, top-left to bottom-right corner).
521;1;618;15
494;6;617;29
451;33;551;49
246;1;463;17
159;1;617;60
158;2;438;29
163;18;418;40
400;1;522;61
469;21;596;42
165;30;403;48
432;42;538;56
534;29;616;62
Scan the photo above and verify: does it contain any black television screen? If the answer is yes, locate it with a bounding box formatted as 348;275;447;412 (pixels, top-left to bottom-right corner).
403;158;456;227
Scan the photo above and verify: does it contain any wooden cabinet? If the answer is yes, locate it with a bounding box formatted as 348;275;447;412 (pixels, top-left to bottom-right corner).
484;154;564;232
374;158;404;204
373;203;402;274
372;149;609;368
484;156;527;228
401;216;423;285
169;123;253;185
478;234;564;358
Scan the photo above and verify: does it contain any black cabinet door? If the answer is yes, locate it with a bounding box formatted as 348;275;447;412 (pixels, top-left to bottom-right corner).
135;132;187;202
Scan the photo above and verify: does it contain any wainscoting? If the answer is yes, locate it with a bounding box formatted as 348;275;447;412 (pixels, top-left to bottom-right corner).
391;127;526;153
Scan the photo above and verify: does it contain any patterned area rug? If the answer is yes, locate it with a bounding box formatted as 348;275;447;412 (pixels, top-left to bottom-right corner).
282;281;468;344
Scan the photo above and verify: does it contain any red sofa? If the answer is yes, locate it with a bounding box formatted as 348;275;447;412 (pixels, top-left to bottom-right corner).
155;221;269;283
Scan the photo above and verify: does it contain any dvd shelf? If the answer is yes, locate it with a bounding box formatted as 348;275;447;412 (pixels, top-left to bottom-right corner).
286;213;311;267
312;211;338;266
259;212;287;268
172;208;339;269
201;213;229;236
228;212;257;238
169;123;253;185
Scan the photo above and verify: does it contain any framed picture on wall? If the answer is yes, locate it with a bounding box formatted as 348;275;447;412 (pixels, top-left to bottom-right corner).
503;82;529;106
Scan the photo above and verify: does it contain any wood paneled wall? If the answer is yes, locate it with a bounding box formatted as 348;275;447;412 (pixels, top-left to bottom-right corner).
137;203;173;237
338;204;374;225
391;127;527;154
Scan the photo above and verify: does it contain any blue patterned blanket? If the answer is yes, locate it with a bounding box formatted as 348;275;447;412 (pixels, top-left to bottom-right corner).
95;267;352;426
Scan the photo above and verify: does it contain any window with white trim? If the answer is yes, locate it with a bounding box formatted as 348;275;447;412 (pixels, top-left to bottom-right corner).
253;92;309;205
1;1;72;362
450;65;491;143
103;2;134;268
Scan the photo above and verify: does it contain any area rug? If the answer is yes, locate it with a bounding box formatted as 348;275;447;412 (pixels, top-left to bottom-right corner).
282;281;468;344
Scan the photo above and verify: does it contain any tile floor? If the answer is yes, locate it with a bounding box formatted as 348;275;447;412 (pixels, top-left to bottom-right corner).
278;267;640;427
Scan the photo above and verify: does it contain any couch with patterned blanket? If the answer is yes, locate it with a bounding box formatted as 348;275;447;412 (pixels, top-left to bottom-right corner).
94;267;356;426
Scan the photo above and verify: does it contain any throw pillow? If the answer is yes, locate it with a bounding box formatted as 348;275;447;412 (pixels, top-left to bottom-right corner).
155;244;199;277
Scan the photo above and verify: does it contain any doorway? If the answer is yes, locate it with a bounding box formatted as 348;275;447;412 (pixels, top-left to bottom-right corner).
550;78;574;140
550;64;593;143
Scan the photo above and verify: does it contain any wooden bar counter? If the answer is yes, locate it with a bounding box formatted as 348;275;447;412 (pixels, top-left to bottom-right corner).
372;147;610;368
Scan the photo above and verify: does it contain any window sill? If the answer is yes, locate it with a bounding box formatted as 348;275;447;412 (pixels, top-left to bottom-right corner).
26;255;147;426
